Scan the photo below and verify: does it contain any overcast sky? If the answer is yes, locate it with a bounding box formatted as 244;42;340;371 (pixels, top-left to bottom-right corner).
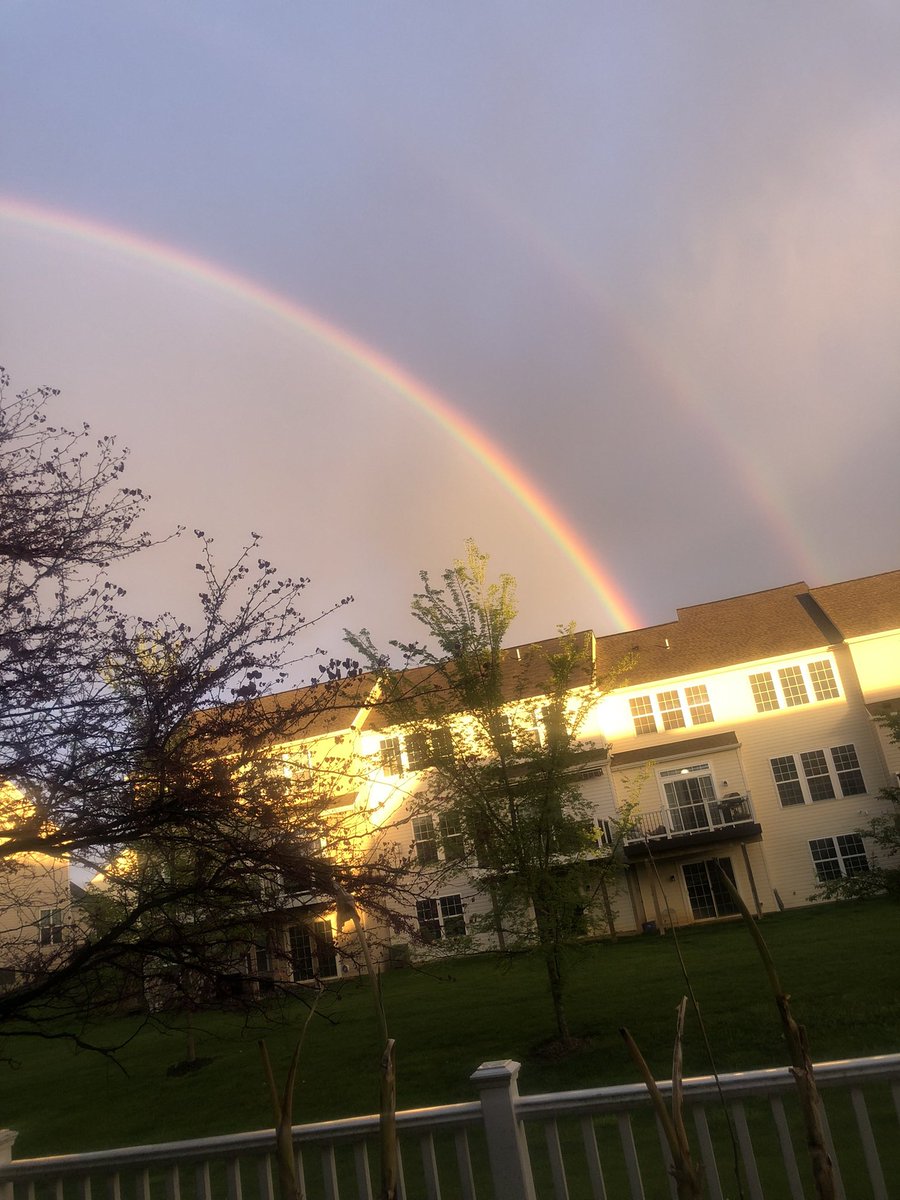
2;3;898;671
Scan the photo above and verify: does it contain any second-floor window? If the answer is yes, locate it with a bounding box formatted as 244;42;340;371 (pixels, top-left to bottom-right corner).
770;744;866;807
38;908;63;946
438;813;465;860
629;684;714;736
412;815;439;864
412;812;465;864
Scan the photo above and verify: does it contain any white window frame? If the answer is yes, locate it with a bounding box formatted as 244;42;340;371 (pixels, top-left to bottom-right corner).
412;815;439;864
749;658;841;714
628;684;715;736
770;744;867;807
809;835;869;882
416;894;467;941
38;907;64;946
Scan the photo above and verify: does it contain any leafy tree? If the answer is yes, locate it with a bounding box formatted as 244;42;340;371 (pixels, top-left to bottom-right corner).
349;542;631;1044
0;370;386;1044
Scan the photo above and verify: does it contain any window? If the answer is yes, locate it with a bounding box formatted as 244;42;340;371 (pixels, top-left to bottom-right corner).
809;835;869;882
380;736;402;774
289;920;337;981
799;750;835;802
439;813;465;861
489;712;515;756
629;687;715;736
429;726;454;764
39;908;63;946
771;756;805;806
629;696;657;736
405;732;430;772
415;898;441;942
403;728;454;772
809;660;839;701
770;745;866;807
749;659;841;713
412;815;439;864
682;858;738;920
657;690;685;731
416;894;466;942
750;673;780;712
662;772;716;831
778;666;809;707
685;685;713;725
541;704;568;746
831;744;866;796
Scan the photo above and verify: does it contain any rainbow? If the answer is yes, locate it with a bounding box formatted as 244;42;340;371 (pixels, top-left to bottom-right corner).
0;195;643;631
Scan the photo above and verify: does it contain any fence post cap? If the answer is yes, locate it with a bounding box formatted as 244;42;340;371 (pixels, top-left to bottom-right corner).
470;1060;522;1087
0;1130;16;1155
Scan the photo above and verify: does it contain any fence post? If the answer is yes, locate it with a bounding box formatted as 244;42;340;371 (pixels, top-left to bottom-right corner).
471;1060;536;1200
0;1130;17;1200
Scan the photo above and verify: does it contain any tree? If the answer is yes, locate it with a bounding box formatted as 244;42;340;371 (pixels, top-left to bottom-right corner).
0;369;389;1043
349;542;631;1044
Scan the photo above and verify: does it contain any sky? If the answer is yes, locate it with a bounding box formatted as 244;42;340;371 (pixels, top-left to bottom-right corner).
2;3;898;673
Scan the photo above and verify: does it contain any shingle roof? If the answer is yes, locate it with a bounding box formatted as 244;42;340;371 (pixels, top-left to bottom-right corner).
610;731;740;769
595;572;898;687
808;570;900;639
363;629;596;729
210;570;898;743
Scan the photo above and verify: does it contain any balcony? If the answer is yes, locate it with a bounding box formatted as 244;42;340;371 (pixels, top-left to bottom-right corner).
623;793;761;859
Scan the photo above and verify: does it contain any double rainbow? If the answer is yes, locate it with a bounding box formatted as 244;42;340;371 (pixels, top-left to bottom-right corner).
0;195;642;631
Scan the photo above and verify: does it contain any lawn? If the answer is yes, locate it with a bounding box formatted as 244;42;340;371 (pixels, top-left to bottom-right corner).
1;900;898;1158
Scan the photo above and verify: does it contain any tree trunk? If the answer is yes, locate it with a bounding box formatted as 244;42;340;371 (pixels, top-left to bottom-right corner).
599;876;617;942
533;900;570;1043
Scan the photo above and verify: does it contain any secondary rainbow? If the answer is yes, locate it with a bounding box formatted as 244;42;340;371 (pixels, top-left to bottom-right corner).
0;195;642;631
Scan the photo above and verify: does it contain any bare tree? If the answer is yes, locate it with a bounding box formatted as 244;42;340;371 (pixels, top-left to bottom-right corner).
0;370;399;1044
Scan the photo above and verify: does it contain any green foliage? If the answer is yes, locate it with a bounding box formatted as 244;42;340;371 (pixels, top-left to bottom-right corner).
349;542;631;1042
812;709;900;901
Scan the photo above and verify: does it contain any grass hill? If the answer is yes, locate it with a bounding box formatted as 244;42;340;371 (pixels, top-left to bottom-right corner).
2;899;898;1158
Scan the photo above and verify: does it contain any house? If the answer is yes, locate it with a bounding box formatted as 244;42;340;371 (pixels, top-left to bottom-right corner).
589;570;900;930
252;568;899;981
89;568;892;993
0;784;72;991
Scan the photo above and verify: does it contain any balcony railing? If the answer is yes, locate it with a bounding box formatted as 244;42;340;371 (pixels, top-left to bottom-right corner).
625;793;756;843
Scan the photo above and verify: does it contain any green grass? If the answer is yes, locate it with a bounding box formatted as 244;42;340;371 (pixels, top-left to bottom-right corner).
2;900;899;1159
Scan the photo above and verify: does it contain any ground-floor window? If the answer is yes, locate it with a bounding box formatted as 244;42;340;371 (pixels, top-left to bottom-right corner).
809;835;869;882
289;920;338;981
682;858;738;920
416;894;466;942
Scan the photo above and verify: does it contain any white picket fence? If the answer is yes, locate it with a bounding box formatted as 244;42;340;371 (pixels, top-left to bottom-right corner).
1;1053;899;1199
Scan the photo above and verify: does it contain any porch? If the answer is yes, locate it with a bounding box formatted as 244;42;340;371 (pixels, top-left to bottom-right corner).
623;792;762;859
1;1053;897;1199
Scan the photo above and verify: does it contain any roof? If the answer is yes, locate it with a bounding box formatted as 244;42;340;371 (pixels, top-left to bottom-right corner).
610;731;740;769
596;571;900;687
808;571;900;639
364;629;596;730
